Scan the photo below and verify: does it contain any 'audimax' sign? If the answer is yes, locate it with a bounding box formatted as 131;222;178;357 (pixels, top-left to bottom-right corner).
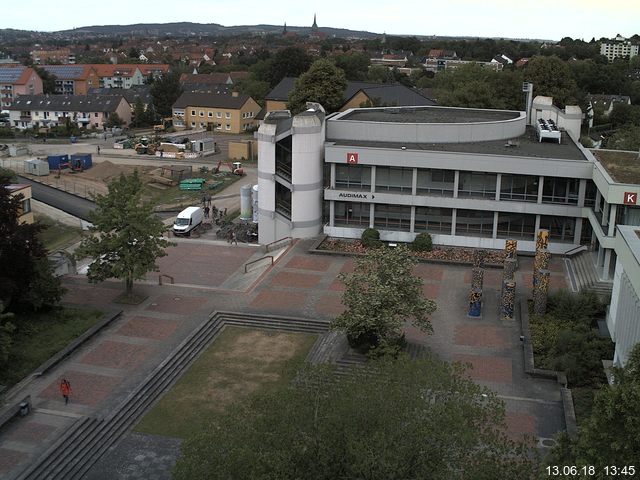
347;152;359;164
338;192;369;199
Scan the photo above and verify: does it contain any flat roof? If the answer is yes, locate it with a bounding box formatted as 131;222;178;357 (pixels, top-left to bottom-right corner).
329;127;588;161
591;150;640;184
337;106;521;124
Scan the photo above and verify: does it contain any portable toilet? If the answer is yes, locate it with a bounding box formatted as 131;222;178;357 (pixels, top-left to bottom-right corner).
70;153;92;170
24;158;50;176
47;154;69;170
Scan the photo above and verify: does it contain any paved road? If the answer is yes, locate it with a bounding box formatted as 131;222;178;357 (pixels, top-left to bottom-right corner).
17;175;96;221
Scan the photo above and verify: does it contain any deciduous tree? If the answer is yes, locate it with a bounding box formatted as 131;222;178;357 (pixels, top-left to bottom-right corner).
287;59;347;114
173;356;539;480
331;246;436;356
76;171;172;298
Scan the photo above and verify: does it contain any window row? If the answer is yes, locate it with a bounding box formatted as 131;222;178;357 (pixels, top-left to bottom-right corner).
334;165;581;205
191;110;232;119
332;201;576;242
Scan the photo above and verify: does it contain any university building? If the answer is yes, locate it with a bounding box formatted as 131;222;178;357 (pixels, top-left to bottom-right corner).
257;99;640;283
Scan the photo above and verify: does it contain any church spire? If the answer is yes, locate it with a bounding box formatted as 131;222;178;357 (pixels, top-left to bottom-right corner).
312;13;318;30
283;22;287;35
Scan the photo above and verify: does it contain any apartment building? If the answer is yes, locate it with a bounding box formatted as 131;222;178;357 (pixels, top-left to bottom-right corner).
172;92;260;134
0;66;43;109
38;65;99;95
600;36;639;62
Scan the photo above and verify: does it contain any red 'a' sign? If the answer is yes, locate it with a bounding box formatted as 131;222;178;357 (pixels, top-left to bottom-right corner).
624;192;637;205
346;152;358;164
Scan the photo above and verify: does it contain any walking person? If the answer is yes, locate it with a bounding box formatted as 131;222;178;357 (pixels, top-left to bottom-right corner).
97;145;101;155
60;379;71;405
206;194;212;207
231;231;238;245
204;205;210;219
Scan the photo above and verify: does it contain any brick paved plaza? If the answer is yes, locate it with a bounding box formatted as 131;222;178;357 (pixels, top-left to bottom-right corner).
0;238;569;478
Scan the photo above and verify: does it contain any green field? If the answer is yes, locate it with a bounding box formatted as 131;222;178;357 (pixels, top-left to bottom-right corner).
134;327;317;439
0;307;103;388
35;214;83;252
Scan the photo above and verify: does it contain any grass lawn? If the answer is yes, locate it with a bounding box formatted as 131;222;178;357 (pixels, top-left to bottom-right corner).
0;306;103;388
134;326;317;439
35;214;83;252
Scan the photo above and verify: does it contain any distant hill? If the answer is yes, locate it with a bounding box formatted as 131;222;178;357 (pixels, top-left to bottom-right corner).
50;22;380;39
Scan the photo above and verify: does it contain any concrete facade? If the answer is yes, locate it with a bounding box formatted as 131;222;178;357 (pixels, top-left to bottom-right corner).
608;225;640;367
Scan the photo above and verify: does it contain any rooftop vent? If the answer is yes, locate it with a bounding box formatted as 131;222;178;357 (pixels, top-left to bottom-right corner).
536;118;561;144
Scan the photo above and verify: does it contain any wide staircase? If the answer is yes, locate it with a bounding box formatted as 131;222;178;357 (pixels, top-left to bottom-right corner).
16;312;330;480
566;251;613;298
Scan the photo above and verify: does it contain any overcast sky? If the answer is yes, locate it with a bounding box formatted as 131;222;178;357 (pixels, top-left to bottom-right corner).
3;0;638;41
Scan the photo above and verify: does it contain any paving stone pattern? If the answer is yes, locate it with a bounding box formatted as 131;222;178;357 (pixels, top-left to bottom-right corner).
0;239;570;479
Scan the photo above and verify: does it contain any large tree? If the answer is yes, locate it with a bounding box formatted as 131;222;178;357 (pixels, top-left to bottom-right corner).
268;46;312;87
76;171;172;297
549;343;640;473
524;55;579;107
150;71;184;118
173;356;539;479
0;174;63;312
287;59;347;114
331;245;436;356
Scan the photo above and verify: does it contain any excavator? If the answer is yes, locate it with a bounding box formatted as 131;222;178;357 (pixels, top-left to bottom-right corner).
214;160;245;176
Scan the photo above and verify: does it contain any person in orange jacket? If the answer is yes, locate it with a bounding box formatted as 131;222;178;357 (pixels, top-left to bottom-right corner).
60;379;71;405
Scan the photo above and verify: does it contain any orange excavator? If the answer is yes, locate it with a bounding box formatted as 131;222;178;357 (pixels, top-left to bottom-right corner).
214;160;245;176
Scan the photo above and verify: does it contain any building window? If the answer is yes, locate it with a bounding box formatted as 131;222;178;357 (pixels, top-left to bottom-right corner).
199;111;204;117
216;124;222;130
334;201;370;227
18;198;31;215
191;110;196;116
456;209;495;237
500;174;538;202
225;112;231;119
416;168;454;196
335;164;371;190
584;180;597;207
208;112;213;117
216;112;222;118
496;212;536;240
225;124;231;131
458;171;497;199
539;215;575;242
191;122;196;127
374;204;411;231
415;207;452;234
375;166;413;193
542;177;579;205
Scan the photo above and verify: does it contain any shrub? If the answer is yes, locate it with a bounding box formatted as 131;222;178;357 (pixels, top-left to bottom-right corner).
361;228;382;248
547;290;605;325
411;232;433;252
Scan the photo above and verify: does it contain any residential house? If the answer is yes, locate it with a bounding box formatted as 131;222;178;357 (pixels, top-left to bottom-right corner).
370;54;409;68
172;92;260;133
261;78;436;117
39;65;99;95
423;58;502;73
6;184;33;224
7;94;132;130
90;64;169;89
588;94;632;117
31;48;75;65
88;85;153;112
491;54;513;67
0;66;43;109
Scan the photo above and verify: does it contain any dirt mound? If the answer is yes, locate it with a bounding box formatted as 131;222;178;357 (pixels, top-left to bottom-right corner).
81;160;135;182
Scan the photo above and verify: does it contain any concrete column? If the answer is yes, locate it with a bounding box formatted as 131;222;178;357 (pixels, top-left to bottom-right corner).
574;217;583;245
578;179;587;207
595;190;601;213
537;176;544;204
492;211;498;238
369;202;375;228
412;167;418;196
602;200;610;228
534;214;541;234
495;173;502;201
451;209;457;236
608;204;618;237
410;206;416;233
603;249;612;280
370;165;376;194
329;200;335;227
330;163;336;188
597;244;604;269
453;170;460;199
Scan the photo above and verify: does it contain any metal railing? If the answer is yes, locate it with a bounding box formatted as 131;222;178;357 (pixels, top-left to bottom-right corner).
563;245;588;257
244;255;274;273
264;236;293;253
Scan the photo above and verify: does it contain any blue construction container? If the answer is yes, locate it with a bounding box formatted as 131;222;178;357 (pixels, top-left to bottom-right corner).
47;154;69;170
70;153;93;170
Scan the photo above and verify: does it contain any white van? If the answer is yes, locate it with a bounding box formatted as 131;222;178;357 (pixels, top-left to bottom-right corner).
173;206;204;236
